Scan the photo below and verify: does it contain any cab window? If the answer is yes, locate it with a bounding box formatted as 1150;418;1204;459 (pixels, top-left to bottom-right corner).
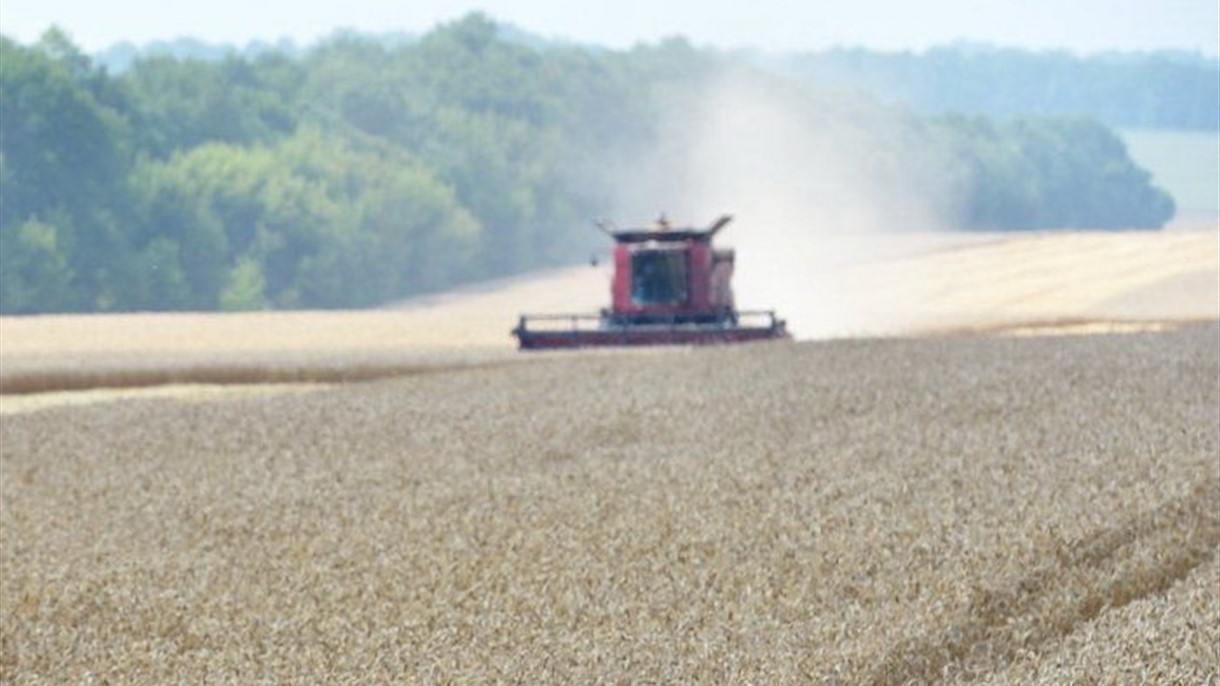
631;250;688;305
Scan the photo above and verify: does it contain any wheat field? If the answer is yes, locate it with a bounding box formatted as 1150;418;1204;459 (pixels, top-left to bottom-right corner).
2;323;1217;684
2;228;1218;683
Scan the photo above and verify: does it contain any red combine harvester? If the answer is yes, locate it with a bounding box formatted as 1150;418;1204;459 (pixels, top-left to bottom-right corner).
512;214;789;350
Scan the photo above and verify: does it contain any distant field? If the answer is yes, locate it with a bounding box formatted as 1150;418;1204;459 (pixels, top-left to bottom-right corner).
1120;129;1220;223
2;228;1215;403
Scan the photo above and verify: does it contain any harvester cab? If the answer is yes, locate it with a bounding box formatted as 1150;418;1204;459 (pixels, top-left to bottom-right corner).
512;214;789;349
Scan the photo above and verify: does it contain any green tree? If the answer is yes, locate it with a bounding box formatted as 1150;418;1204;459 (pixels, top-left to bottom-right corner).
930;115;1174;230
220;255;267;310
0;20;1184;314
125;155;229;309
0;31;135;311
125;52;303;157
0;216;74;312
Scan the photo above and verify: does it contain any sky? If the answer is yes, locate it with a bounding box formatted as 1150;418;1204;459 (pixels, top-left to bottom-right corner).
2;0;1217;55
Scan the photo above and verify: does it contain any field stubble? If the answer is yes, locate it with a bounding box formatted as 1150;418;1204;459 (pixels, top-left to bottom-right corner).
2;323;1217;683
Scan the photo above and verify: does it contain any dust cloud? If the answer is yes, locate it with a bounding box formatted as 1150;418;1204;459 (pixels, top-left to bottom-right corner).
605;69;962;338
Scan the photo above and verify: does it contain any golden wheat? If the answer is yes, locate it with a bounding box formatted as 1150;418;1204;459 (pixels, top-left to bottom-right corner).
1;324;1217;684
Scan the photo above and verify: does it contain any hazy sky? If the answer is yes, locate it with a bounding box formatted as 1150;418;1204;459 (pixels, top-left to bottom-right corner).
2;0;1217;55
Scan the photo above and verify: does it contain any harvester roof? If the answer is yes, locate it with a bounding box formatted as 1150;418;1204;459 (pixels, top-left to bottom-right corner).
600;214;732;244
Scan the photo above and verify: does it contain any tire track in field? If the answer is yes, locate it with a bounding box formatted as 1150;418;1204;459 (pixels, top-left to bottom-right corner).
863;477;1220;685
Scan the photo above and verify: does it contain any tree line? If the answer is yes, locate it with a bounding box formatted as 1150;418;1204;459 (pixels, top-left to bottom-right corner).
1;14;1177;314
778;45;1219;130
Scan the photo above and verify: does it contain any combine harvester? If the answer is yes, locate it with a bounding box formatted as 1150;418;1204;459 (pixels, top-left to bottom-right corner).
512;214;789;350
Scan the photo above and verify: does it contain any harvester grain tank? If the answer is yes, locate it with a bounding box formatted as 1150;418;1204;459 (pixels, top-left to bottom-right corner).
512;215;789;349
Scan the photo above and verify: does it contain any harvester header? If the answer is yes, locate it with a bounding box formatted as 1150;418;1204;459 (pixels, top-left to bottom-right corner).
512;214;789;350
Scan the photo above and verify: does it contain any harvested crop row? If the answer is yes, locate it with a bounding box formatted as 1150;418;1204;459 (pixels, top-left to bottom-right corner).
2;324;1217;683
0;348;523;396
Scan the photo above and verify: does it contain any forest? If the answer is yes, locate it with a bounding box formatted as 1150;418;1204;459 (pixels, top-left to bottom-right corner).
0;14;1184;313
777;45;1218;130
